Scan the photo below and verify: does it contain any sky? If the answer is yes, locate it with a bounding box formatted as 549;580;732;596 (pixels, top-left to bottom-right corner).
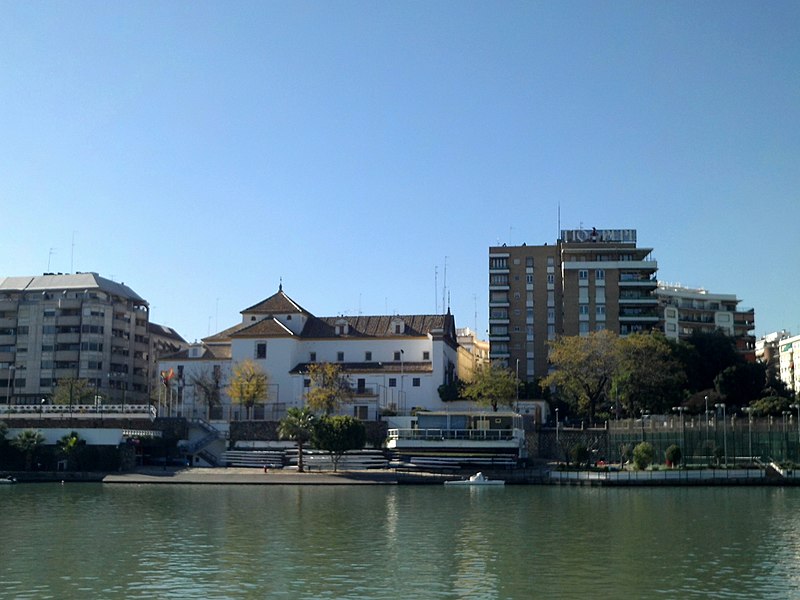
1;2;798;343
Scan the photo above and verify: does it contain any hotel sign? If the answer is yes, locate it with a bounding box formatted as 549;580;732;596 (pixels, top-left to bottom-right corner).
560;228;637;244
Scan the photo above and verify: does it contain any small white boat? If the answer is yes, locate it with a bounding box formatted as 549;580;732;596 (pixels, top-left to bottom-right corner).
0;476;17;484
444;472;505;486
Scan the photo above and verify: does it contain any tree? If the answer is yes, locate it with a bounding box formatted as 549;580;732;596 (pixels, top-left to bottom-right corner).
312;415;366;471
665;444;682;468
614;332;686;416
12;429;45;471
714;362;767;409
189;366;224;417
748;396;791;417
462;362;518;412
57;431;86;470
52;378;95;406
226;360;269;419
278;408;316;473
570;443;590;468
632;441;654;470
676;330;743;393
541;330;619;424
305;363;352;415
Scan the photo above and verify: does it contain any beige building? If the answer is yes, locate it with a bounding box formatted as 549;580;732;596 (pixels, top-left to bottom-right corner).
456;327;490;382
0;273;151;404
489;228;658;380
657;283;756;360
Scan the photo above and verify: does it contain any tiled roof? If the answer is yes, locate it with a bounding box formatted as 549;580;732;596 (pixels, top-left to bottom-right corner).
160;344;231;361
241;287;309;315
230;317;294;338
289;361;434;375
148;322;187;344
301;314;452;339
202;322;250;343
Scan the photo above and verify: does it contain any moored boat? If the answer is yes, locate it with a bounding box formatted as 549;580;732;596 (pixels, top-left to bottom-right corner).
444;472;504;486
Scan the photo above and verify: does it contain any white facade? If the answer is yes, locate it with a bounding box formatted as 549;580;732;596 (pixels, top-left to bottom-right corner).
159;287;461;421
778;335;800;395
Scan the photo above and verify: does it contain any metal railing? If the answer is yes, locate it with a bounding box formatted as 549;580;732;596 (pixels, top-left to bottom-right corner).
387;428;520;442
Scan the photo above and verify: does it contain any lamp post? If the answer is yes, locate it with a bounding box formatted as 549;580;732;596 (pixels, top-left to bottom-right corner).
515;359;520;410
555;407;559;446
783;410;791;461
672;406;687;466
791;404;800;463
704;395;709;446
743;407;754;463
715;403;727;467
5;364;15;404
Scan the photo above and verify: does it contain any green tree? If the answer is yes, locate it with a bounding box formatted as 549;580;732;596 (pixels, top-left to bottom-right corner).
541;330;619;424
665;444;682;468
12;429;45;471
312;415;366;471
632;441;654;471
462;362;518;412
570;443;590;468
676;330;743;393
305;363;353;415
714;362;767;409
226;360;269;419
57;431;86;470
614;332;686;416
52;378;95;406
278;407;316;473
748;395;791;417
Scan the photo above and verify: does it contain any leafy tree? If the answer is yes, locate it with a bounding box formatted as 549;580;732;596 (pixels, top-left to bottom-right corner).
12;429;45;471
52;378;95;406
57;431;86;470
632;441;654;470
570;443;590;468
305;363;352;415
437;379;464;402
714;362;767;409
614;332;686;416
226;360;269;419
665;444;682;468
278;408;316;473
541;330;619;424
748;396;791;417
677;330;743;393
462;362;518;412
312;415;366;471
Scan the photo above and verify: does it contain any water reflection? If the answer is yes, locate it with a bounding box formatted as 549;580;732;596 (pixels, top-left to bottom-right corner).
2;484;800;599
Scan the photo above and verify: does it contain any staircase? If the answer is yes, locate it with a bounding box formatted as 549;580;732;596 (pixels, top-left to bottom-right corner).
178;419;227;466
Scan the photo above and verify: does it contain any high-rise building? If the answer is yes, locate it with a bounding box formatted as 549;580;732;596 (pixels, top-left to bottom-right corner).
0;273;151;404
656;283;756;359
488;228;658;380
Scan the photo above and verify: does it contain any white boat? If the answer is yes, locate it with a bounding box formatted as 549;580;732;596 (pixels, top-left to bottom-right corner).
444;472;505;486
0;476;17;484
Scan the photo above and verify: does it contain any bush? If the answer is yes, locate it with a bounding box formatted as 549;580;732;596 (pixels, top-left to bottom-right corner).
665;444;682;467
632;442;654;470
570;444;590;467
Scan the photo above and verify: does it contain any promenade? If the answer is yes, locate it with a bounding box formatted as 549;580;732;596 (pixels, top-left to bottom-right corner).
103;467;401;485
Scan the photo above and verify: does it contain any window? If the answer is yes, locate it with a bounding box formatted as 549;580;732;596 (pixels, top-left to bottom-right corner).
309;352;317;362
255;342;267;359
547;274;554;284
490;291;508;303
490;257;508;269
394;351;401;361
490;325;508;336
394;324;402;334
579;305;589;316
596;305;606;317
412;378;420;387
526;274;534;284
337;352;344;362
526;257;534;267
547;257;555;267
304;379;311;388
579;270;589;281
389;378;397;387
490;308;508;319
490;274;509;285
579;322;590;335
547;308;556;322
423;351;430;360
595;269;605;281
365;351;372;361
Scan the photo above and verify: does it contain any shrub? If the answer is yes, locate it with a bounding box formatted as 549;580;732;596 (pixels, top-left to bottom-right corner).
665;444;682;467
632;442;654;470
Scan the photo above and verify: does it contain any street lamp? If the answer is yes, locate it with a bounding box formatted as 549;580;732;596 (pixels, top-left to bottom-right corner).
715;403;727;467
672;406;687;466
555;407;559;446
743;406;754;463
791;404;800;462
704;395;709;445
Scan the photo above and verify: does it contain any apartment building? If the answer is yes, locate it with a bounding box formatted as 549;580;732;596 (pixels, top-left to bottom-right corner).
778;334;800;395
657;283;756;359
0;273;151;404
489;228;658;381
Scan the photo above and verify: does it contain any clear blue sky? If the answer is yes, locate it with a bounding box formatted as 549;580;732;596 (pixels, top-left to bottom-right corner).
2;2;798;343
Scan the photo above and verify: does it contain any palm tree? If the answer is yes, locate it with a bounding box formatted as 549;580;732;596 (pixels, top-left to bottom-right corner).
57;431;85;471
12;429;45;471
278;408;315;473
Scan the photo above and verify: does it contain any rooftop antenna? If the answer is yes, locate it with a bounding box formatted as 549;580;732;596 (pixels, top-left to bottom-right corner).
473;293;477;333
434;266;439;313
215;298;219;332
70;231;76;273
557;203;561;239
47;247;56;272
358;293;362;316
442;256;448;316
509;225;514;245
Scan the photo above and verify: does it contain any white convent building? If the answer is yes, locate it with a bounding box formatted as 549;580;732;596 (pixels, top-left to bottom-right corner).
158;286;462;421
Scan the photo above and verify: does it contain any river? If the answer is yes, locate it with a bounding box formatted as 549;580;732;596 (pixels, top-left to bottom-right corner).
2;483;799;599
